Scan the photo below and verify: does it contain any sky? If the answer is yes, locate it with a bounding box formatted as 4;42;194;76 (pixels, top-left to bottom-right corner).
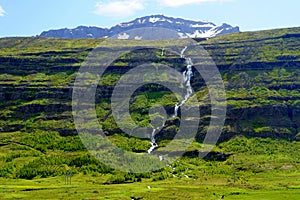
0;0;299;37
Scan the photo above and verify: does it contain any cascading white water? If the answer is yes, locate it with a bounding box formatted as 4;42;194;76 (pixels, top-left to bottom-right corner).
184;58;193;101
148;129;158;154
173;47;194;117
181;46;188;58
174;104;180;117
148;46;194;154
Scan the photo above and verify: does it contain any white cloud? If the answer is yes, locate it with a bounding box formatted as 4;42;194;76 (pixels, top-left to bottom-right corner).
159;0;230;7
0;6;5;17
95;0;144;17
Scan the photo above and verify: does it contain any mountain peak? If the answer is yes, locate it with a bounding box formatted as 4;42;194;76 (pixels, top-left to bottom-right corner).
40;15;240;39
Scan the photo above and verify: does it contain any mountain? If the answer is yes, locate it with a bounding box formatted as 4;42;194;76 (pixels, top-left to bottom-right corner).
40;14;240;39
1;27;300;198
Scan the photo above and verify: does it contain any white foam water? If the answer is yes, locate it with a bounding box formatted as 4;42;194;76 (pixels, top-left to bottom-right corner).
148;129;158;154
148;47;194;154
173;47;194;117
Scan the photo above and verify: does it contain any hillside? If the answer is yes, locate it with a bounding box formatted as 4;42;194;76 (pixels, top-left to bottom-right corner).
0;27;300;199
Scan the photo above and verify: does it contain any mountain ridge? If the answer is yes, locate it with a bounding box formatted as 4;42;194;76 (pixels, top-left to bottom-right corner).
40;14;240;39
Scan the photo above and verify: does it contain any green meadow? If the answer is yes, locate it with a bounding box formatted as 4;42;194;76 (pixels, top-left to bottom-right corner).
0;27;300;199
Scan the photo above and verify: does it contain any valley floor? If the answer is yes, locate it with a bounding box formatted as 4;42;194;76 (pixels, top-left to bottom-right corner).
1;171;300;200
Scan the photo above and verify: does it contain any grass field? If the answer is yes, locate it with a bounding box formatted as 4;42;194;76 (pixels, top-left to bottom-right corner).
1;171;300;200
1;137;300;199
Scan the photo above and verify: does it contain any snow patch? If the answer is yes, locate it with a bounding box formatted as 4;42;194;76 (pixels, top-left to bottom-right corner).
178;32;188;38
186;29;217;38
157;18;173;23
191;23;215;28
118;22;134;27
138;19;146;24
149;17;161;23
134;36;142;40
118;33;130;39
92;25;108;29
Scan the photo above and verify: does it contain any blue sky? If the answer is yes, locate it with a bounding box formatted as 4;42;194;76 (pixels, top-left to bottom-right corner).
0;0;299;37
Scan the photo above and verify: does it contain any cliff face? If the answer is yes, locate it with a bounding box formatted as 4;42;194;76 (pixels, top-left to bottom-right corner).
224;105;300;140
0;27;300;147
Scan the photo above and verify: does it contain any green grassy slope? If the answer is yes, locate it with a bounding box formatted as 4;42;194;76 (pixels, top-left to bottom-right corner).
202;28;300;142
0;27;300;199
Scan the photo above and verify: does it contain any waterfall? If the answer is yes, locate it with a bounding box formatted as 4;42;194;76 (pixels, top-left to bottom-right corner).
174;104;180;117
184;59;193;101
148;47;194;154
148;129;158;154
173;48;194;117
181;46;188;58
